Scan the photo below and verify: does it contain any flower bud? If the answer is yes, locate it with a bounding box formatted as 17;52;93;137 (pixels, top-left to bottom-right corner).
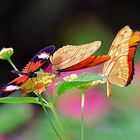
0;48;13;60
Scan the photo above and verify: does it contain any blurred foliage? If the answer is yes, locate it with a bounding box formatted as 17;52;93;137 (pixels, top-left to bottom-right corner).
23;111;140;140
58;18;113;55
0;104;33;134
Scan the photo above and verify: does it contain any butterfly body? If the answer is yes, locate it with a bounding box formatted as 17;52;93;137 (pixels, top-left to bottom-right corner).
11;70;38;78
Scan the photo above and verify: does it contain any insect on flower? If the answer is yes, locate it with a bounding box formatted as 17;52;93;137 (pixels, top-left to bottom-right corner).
0;45;55;97
102;26;140;97
50;41;111;75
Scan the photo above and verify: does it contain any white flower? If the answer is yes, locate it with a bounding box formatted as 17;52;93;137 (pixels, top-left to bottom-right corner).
0;48;13;60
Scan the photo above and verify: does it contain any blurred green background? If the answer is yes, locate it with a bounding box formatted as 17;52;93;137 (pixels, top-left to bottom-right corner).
0;0;140;140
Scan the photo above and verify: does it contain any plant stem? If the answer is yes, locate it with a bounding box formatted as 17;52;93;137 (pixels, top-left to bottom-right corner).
50;104;64;132
38;94;63;140
43;91;64;133
81;89;86;140
7;58;18;71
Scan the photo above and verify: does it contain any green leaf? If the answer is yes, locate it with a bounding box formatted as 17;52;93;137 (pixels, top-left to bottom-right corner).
0;97;40;104
72;73;104;82
57;73;105;95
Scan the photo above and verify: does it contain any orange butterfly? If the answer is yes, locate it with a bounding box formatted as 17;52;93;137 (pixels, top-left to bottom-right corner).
50;41;111;75
102;26;140;97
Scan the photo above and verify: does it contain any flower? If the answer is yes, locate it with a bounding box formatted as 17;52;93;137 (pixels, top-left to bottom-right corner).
0;48;13;60
57;89;109;122
21;72;55;95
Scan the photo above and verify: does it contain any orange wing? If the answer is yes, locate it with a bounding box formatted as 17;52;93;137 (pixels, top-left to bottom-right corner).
51;41;102;71
60;55;110;72
102;26;140;97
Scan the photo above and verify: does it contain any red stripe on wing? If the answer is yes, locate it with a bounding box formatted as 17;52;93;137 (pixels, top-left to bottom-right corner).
10;76;29;85
60;55;110;72
126;32;140;86
22;61;43;73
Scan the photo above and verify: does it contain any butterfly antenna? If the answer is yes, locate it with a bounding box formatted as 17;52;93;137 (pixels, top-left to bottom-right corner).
11;70;20;75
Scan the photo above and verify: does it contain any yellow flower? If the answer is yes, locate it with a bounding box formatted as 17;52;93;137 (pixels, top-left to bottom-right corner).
0;48;13;60
42;76;53;85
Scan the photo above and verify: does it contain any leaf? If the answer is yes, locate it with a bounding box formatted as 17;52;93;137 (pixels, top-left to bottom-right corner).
72;73;104;82
57;73;105;95
0;97;40;104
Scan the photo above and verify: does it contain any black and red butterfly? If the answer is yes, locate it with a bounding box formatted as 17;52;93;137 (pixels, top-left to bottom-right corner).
0;45;55;97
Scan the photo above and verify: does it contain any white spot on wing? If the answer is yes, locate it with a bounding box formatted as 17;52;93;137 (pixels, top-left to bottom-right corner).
38;53;49;59
5;85;19;91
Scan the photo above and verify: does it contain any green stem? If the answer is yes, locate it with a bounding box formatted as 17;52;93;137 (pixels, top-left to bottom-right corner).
43;91;64;133
38;94;63;140
7;58;18;71
50;104;64;132
81;89;86;140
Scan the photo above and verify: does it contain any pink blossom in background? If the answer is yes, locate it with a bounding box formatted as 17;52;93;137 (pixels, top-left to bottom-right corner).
56;89;109;122
134;62;140;81
0;135;7;140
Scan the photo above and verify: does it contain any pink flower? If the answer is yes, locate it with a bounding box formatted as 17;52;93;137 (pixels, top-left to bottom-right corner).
56;88;109;122
0;135;7;140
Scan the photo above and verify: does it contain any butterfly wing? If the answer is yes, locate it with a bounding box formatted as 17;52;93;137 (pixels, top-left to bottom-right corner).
22;45;55;74
60;55;111;72
51;41;101;71
0;82;20;97
102;26;140;96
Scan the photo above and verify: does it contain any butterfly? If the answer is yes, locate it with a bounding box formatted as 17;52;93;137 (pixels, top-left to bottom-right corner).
0;45;55;97
50;41;111;75
102;25;140;97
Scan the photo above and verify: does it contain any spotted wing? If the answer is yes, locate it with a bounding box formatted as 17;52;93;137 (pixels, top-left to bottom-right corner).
103;26;140;87
51;41;101;70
